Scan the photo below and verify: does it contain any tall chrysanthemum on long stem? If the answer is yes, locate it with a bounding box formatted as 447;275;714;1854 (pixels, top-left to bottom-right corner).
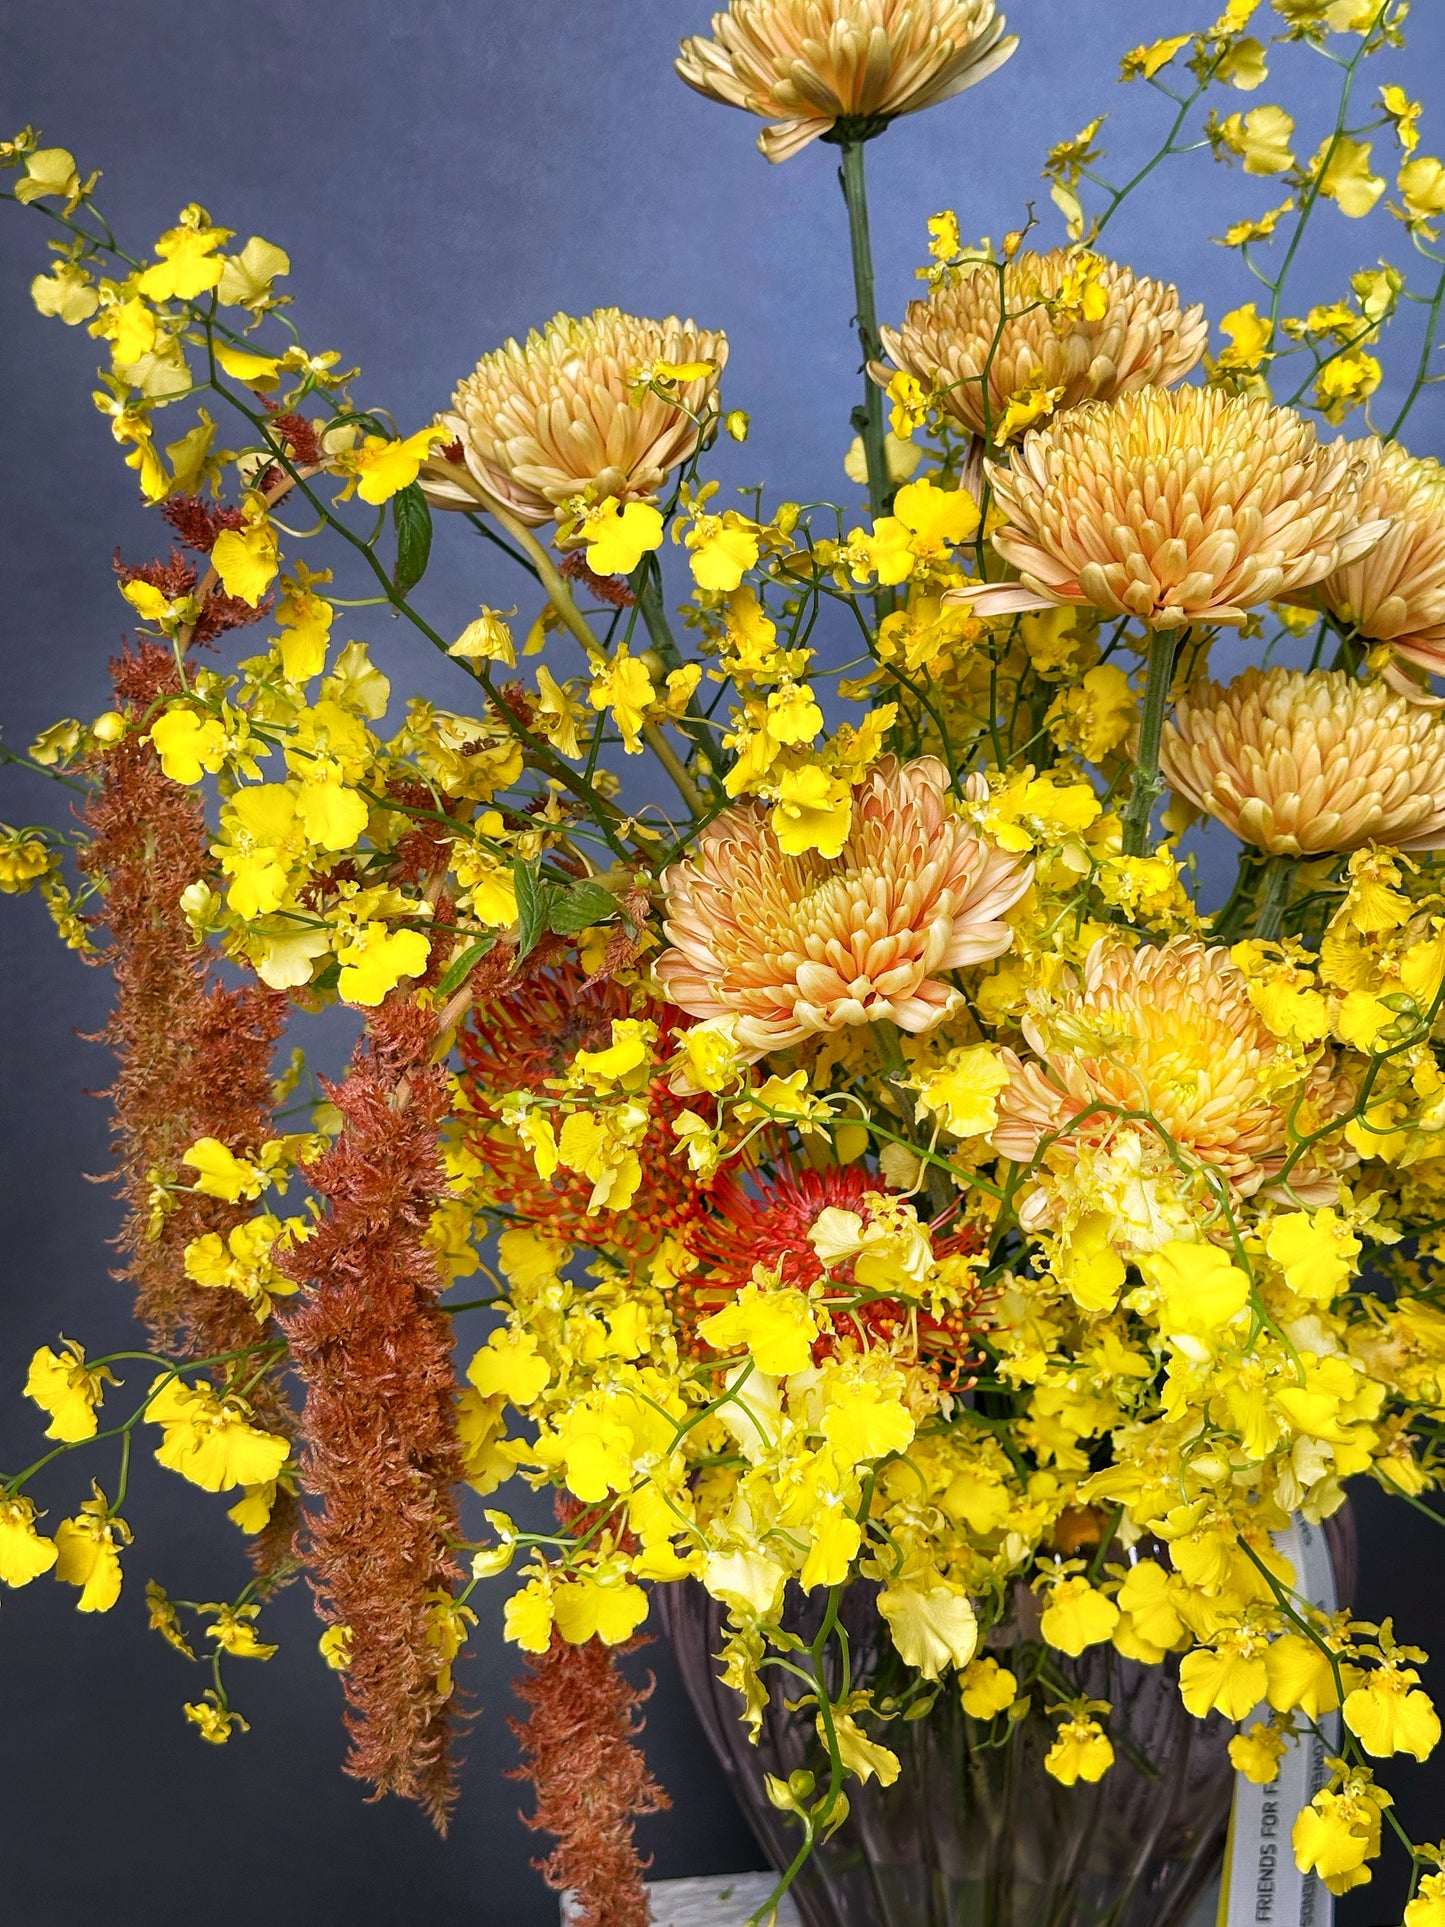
676;0;1017;162
656;756;1030;1055
678;3;1014;517
970;387;1387;630
283;997;465;1827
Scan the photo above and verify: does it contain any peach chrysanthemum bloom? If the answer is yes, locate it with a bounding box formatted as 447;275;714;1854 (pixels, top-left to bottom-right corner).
989;937;1356;1215
425;309;726;525
877;249;1206;444
1161;666;1445;856
965;387;1388;628
655;756;1030;1056
1307;437;1445;676
676;0;1016;164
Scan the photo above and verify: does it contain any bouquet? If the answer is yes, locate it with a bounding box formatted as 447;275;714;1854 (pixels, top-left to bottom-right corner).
4;1;1445;1921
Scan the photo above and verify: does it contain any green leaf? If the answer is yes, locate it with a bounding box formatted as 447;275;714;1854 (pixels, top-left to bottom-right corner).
437;935;496;999
547;879;619;937
512;862;557;960
392;482;433;600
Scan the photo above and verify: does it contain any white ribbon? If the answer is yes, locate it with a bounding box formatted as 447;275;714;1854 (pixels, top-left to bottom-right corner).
1220;1515;1339;1927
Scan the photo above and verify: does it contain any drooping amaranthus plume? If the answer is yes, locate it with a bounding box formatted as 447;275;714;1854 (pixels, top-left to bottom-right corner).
82;636;295;1569
561;549;638;607
511;1629;669;1927
115;536;266;647
160;492;245;552
282;996;466;1828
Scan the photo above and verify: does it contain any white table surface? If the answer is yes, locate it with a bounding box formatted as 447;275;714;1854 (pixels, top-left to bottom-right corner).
563;1869;1223;1924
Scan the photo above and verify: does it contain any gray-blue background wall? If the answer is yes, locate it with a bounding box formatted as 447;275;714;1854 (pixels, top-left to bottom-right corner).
2;3;1441;1923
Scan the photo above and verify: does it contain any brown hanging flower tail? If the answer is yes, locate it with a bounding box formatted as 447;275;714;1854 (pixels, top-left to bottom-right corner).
82;632;296;1577
511;1630;669;1927
282;995;465;1828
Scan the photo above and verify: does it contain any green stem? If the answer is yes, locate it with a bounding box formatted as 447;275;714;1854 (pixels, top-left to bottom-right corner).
874;1021;951;1210
1388;252;1445;442
641;719;707;819
1211;850;1264;945
634;559;682;668
633;558;723;797
1252;854;1296;942
1265;20;1378;337
874;1018;909;1084
837;138;890;524
1120;629;1182;857
0;746;91;794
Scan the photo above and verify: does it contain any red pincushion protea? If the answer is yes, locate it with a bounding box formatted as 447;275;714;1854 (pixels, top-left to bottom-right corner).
457;963;707;1255
684;1163;984;1380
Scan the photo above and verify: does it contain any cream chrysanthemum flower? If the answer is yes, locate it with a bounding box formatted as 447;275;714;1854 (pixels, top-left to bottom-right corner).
1307;437;1445;676
1161;667;1445;855
966;387;1388;628
655;756;1030;1056
676;0;1016;163
425;308;726;525
877;249;1206;444
989;938;1356;1218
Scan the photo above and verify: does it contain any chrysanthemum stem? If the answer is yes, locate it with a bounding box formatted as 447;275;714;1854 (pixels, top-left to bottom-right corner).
1211;851;1262;945
634;559;682;666
874;1019;926;1150
1252;855;1296;942
1121;628;1182;857
641;722;709;820
837;138;890;525
875;1018;909;1079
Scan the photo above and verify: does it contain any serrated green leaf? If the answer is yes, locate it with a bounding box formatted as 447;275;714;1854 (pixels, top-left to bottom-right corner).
548;879;619;937
437;935;496;999
512;862;557;960
392;481;433;600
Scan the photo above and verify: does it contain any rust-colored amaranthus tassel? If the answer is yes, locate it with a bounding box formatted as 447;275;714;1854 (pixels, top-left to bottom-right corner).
282;996;465;1828
511;1631;670;1927
83;636;296;1572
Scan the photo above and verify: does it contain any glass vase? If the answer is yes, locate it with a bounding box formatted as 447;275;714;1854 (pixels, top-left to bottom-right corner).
657;1512;1355;1927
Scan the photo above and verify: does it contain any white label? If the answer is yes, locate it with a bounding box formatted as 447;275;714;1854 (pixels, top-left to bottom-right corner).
563;1876;802;1926
1220;1515;1338;1927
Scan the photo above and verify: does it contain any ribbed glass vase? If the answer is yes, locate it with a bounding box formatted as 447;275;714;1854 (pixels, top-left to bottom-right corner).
659;1575;1233;1927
